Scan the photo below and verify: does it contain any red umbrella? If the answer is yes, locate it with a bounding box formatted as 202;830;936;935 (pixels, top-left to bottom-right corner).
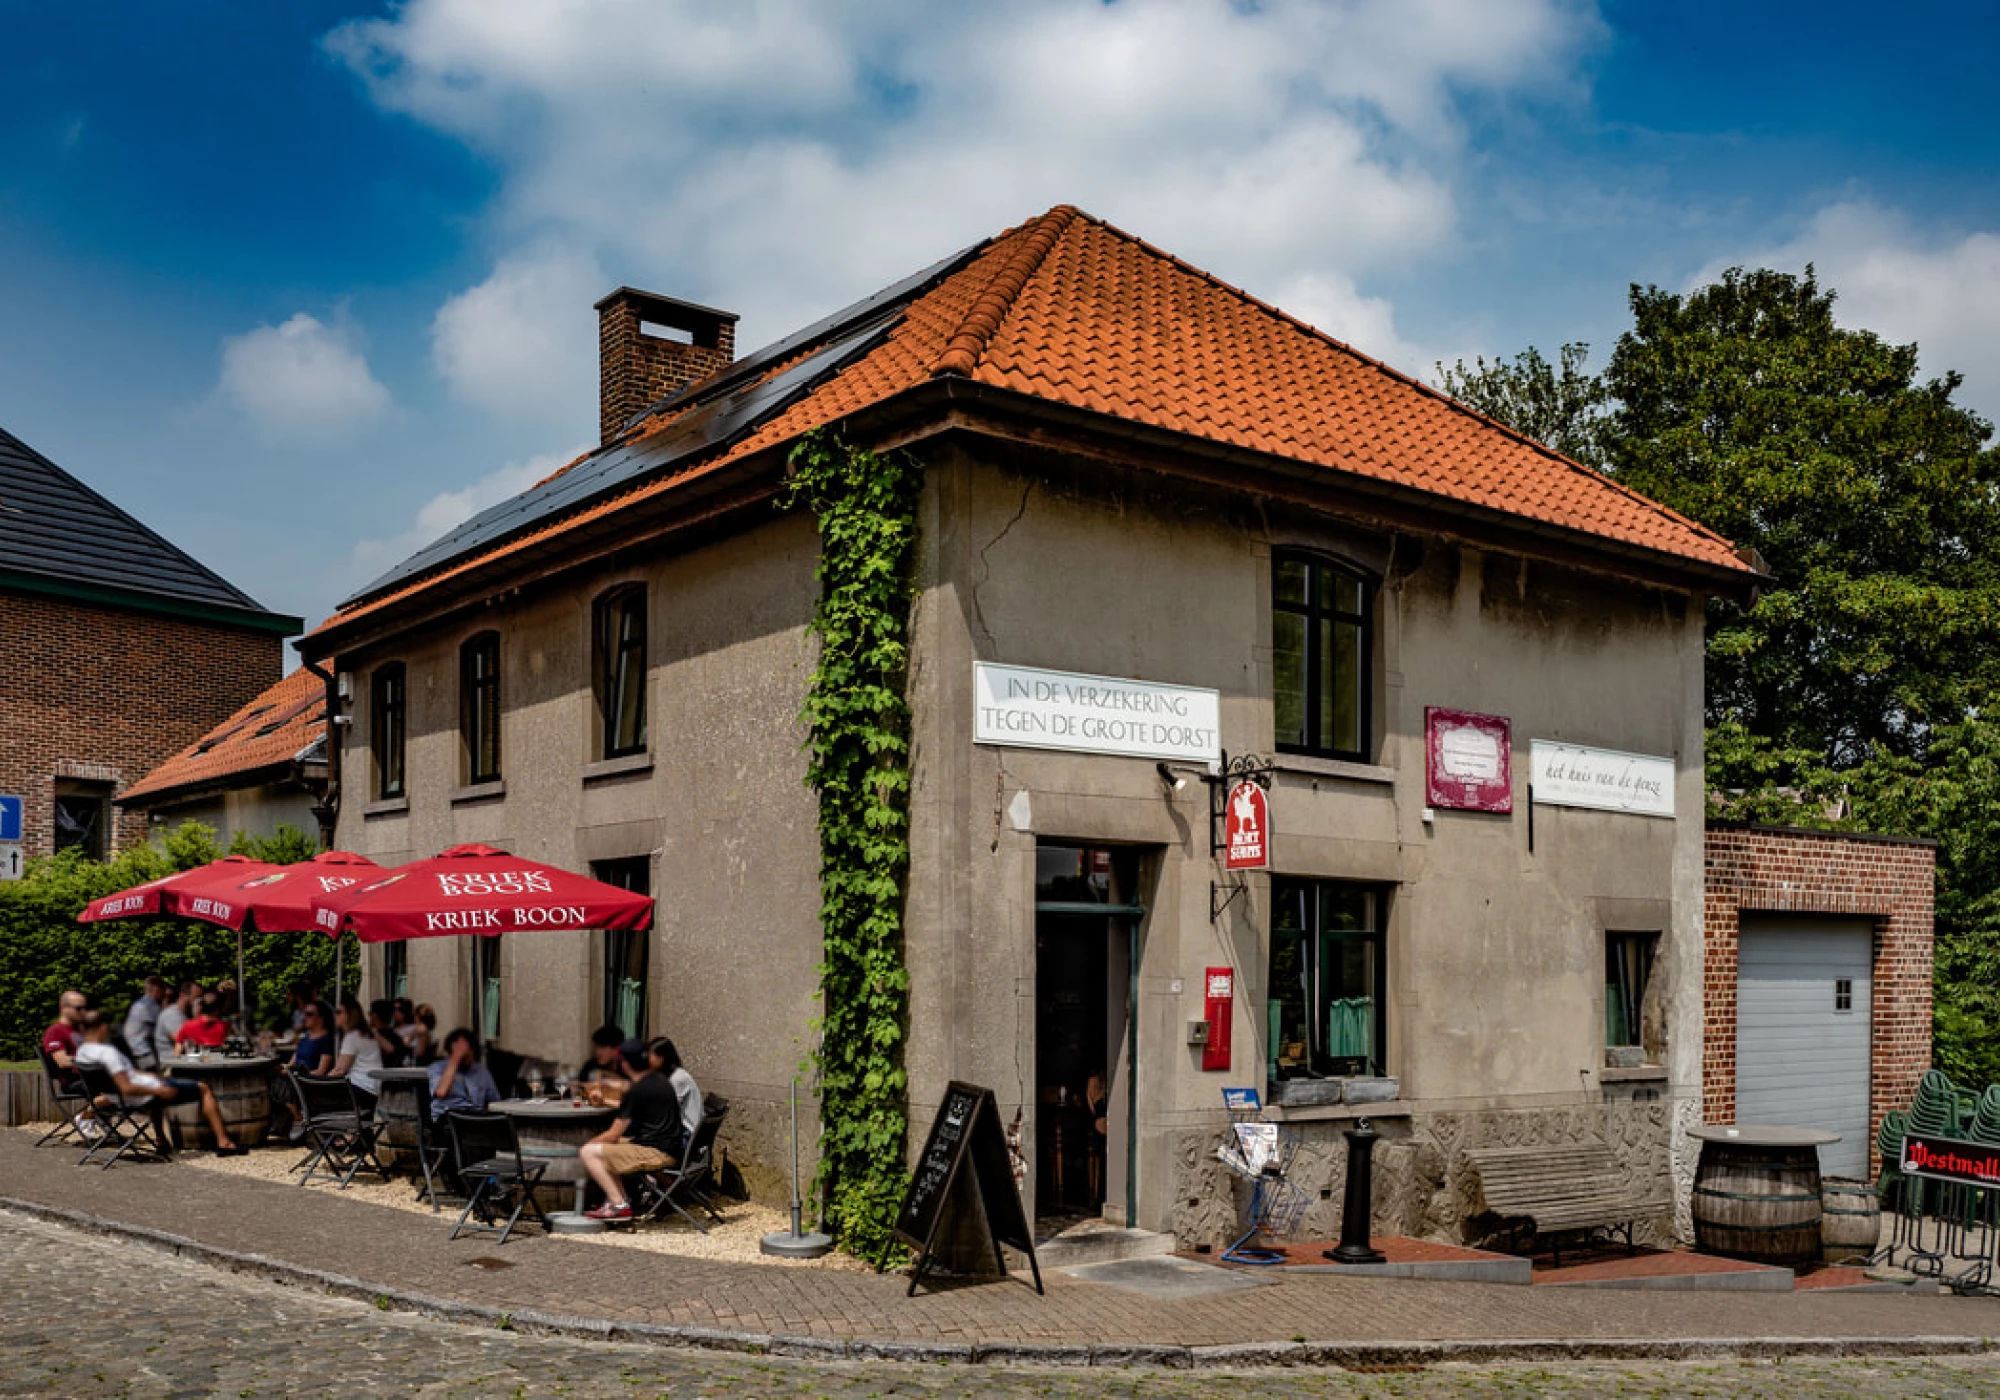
78;855;276;924
180;850;383;933
311;843;654;944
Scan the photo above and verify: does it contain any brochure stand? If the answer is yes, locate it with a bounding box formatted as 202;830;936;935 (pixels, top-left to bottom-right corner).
1216;1087;1306;1265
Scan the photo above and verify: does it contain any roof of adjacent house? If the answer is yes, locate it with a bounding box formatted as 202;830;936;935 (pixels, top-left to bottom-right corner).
119;665;327;807
0;424;300;633
317;204;1749;643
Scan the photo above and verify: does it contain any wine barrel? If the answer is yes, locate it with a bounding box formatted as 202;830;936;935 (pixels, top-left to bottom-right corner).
167;1068;273;1149
1691;1141;1823;1266
1820;1176;1882;1265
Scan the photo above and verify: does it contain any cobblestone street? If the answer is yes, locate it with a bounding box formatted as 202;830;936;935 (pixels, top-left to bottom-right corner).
1;1211;1996;1400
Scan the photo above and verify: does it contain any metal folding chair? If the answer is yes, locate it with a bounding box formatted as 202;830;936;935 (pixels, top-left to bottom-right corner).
290;1071;390;1189
632;1098;729;1232
411;1085;461;1214
71;1063;171;1169
444;1110;549;1245
34;1046;94;1149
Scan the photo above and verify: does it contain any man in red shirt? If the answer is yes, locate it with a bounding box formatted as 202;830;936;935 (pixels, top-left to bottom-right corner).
41;990;86;1075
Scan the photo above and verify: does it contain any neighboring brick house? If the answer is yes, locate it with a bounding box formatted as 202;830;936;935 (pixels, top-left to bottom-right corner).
118;666;328;843
0;424;300;860
1704;822;1935;1181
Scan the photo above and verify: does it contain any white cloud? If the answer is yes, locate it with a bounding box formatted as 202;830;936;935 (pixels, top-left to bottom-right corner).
329;0;1599;398
1693;199;2000;422
430;245;606;424
215;311;391;441
346;444;586;590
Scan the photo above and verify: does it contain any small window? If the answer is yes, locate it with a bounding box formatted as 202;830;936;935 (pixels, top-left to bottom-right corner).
593;586;648;759
382;941;408;1001
1607;931;1659;1052
460;633;502;784
1835;978;1854;1013
371;663;407;800
472;935;502;1041
52;781;112;860
594;857;651;1038
1270;879;1386;1079
1273;553;1372;760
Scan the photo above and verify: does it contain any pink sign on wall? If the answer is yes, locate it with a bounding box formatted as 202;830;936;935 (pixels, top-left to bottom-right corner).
1425;707;1513;813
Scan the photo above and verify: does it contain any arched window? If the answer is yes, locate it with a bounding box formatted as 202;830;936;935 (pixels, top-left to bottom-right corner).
460;632;502;784
1272;553;1372;761
593;585;648;759
370;662;407;799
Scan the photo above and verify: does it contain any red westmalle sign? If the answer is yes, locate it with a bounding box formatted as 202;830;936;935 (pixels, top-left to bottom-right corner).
1223;781;1270;870
1901;1133;2000;1187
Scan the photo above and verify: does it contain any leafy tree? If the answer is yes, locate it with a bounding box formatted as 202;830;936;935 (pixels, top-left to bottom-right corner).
1604;266;2000;770
1434;342;1610;467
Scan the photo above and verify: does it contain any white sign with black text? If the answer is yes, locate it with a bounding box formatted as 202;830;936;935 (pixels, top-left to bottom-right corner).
1529;741;1677;819
974;663;1221;763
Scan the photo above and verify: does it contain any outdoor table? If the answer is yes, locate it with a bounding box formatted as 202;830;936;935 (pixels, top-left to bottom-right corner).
1688;1123;1841;1267
490;1098;616;1216
371;1066;433;1167
158;1054;278;1150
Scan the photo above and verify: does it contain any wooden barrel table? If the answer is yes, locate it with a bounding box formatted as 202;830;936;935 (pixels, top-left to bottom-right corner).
1688;1124;1840;1267
371;1067;433;1169
1820;1176;1883;1264
158;1055;278;1150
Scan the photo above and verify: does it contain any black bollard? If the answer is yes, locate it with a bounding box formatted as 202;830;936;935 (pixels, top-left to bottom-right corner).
1324;1117;1387;1265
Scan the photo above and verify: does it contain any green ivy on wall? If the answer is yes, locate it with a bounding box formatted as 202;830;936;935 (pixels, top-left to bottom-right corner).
784;429;921;1268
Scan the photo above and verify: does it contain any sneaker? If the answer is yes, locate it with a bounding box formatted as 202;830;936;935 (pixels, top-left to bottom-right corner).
288;1120;308;1143
584;1202;632;1222
74;1115;104;1142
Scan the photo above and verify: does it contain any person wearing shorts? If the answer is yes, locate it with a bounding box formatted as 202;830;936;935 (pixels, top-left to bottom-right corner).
73;1011;245;1156
579;1038;697;1222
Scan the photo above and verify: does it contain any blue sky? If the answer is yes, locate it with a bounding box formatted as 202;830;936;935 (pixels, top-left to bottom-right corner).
3;1;1995;642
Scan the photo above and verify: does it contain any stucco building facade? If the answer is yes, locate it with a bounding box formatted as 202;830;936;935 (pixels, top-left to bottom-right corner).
304;206;1757;1242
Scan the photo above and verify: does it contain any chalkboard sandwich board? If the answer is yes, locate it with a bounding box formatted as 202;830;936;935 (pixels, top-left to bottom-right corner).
895;1081;1043;1296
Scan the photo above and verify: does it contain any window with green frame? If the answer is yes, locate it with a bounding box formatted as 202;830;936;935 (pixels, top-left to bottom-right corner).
1269;879;1386;1079
1272;553;1371;760
472;935;502;1041
593;857;651;1039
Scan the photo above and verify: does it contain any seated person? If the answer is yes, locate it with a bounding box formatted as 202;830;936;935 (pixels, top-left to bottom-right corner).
366;999;409;1068
152;981;200;1066
278;1002;336;1141
73;1011;245;1155
427;1028;500;1114
41;989;86;1080
331;997;384;1109
412;1003;439;1065
579;1038;700;1222
575;1024;631;1105
173;994;230;1053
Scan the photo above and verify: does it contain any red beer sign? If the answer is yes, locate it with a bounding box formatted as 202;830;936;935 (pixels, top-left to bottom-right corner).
1901;1133;2000;1187
1223;781;1270;871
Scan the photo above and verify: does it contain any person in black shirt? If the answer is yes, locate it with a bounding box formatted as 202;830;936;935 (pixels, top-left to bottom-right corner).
579;1039;683;1222
575;1024;632;1106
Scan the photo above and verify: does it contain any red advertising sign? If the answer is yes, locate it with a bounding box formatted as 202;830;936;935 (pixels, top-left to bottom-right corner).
1425;707;1513;813
1901;1133;2000;1187
1202;967;1234;1072
1223;781;1270;870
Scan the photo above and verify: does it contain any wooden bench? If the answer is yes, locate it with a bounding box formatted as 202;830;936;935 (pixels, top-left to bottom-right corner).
1463;1145;1667;1262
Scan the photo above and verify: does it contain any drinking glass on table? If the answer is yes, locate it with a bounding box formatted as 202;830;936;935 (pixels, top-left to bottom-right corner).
551;1075;567;1103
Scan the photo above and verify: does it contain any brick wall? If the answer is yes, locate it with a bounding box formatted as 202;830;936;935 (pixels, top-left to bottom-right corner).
1704;823;1935;1172
0;590;285;857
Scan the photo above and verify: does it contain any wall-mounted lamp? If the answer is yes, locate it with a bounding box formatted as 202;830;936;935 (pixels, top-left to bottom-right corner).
1156;762;1190;792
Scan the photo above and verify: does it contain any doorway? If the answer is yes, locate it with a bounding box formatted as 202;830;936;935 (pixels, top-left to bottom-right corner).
1034;844;1142;1229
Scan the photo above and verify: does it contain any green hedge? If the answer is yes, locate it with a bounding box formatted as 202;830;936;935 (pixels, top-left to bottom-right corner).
0;821;356;1059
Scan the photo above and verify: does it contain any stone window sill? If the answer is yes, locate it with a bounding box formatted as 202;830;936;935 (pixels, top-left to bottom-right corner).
1265;1100;1412;1123
1600;1065;1669;1083
582;752;654;784
360;797;408;818
451;780;506;806
1273;754;1396;786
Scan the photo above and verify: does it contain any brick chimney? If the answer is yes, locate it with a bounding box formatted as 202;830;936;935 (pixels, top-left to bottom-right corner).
594;288;738;444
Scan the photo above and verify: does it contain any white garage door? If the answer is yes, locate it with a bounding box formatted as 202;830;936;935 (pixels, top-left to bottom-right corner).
1736;917;1872;1180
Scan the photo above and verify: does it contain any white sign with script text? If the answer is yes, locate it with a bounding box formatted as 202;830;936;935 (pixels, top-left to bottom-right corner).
1529;741;1677;819
974;663;1220;763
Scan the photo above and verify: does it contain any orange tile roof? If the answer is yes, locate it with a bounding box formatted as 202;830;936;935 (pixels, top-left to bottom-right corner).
318;205;1746;638
120;666;326;805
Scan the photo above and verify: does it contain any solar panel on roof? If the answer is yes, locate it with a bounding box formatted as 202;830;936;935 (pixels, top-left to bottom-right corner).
346;309;903;605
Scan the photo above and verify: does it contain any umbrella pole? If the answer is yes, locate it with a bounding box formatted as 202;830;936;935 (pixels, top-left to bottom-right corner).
235;928;249;1042
334;929;344;1006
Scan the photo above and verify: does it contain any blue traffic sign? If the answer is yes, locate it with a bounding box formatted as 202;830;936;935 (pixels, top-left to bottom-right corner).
0;795;20;843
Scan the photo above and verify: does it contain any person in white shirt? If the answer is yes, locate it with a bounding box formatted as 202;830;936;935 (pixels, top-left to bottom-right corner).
331;997;385;1107
152;981;199;1066
73;1011;244;1155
